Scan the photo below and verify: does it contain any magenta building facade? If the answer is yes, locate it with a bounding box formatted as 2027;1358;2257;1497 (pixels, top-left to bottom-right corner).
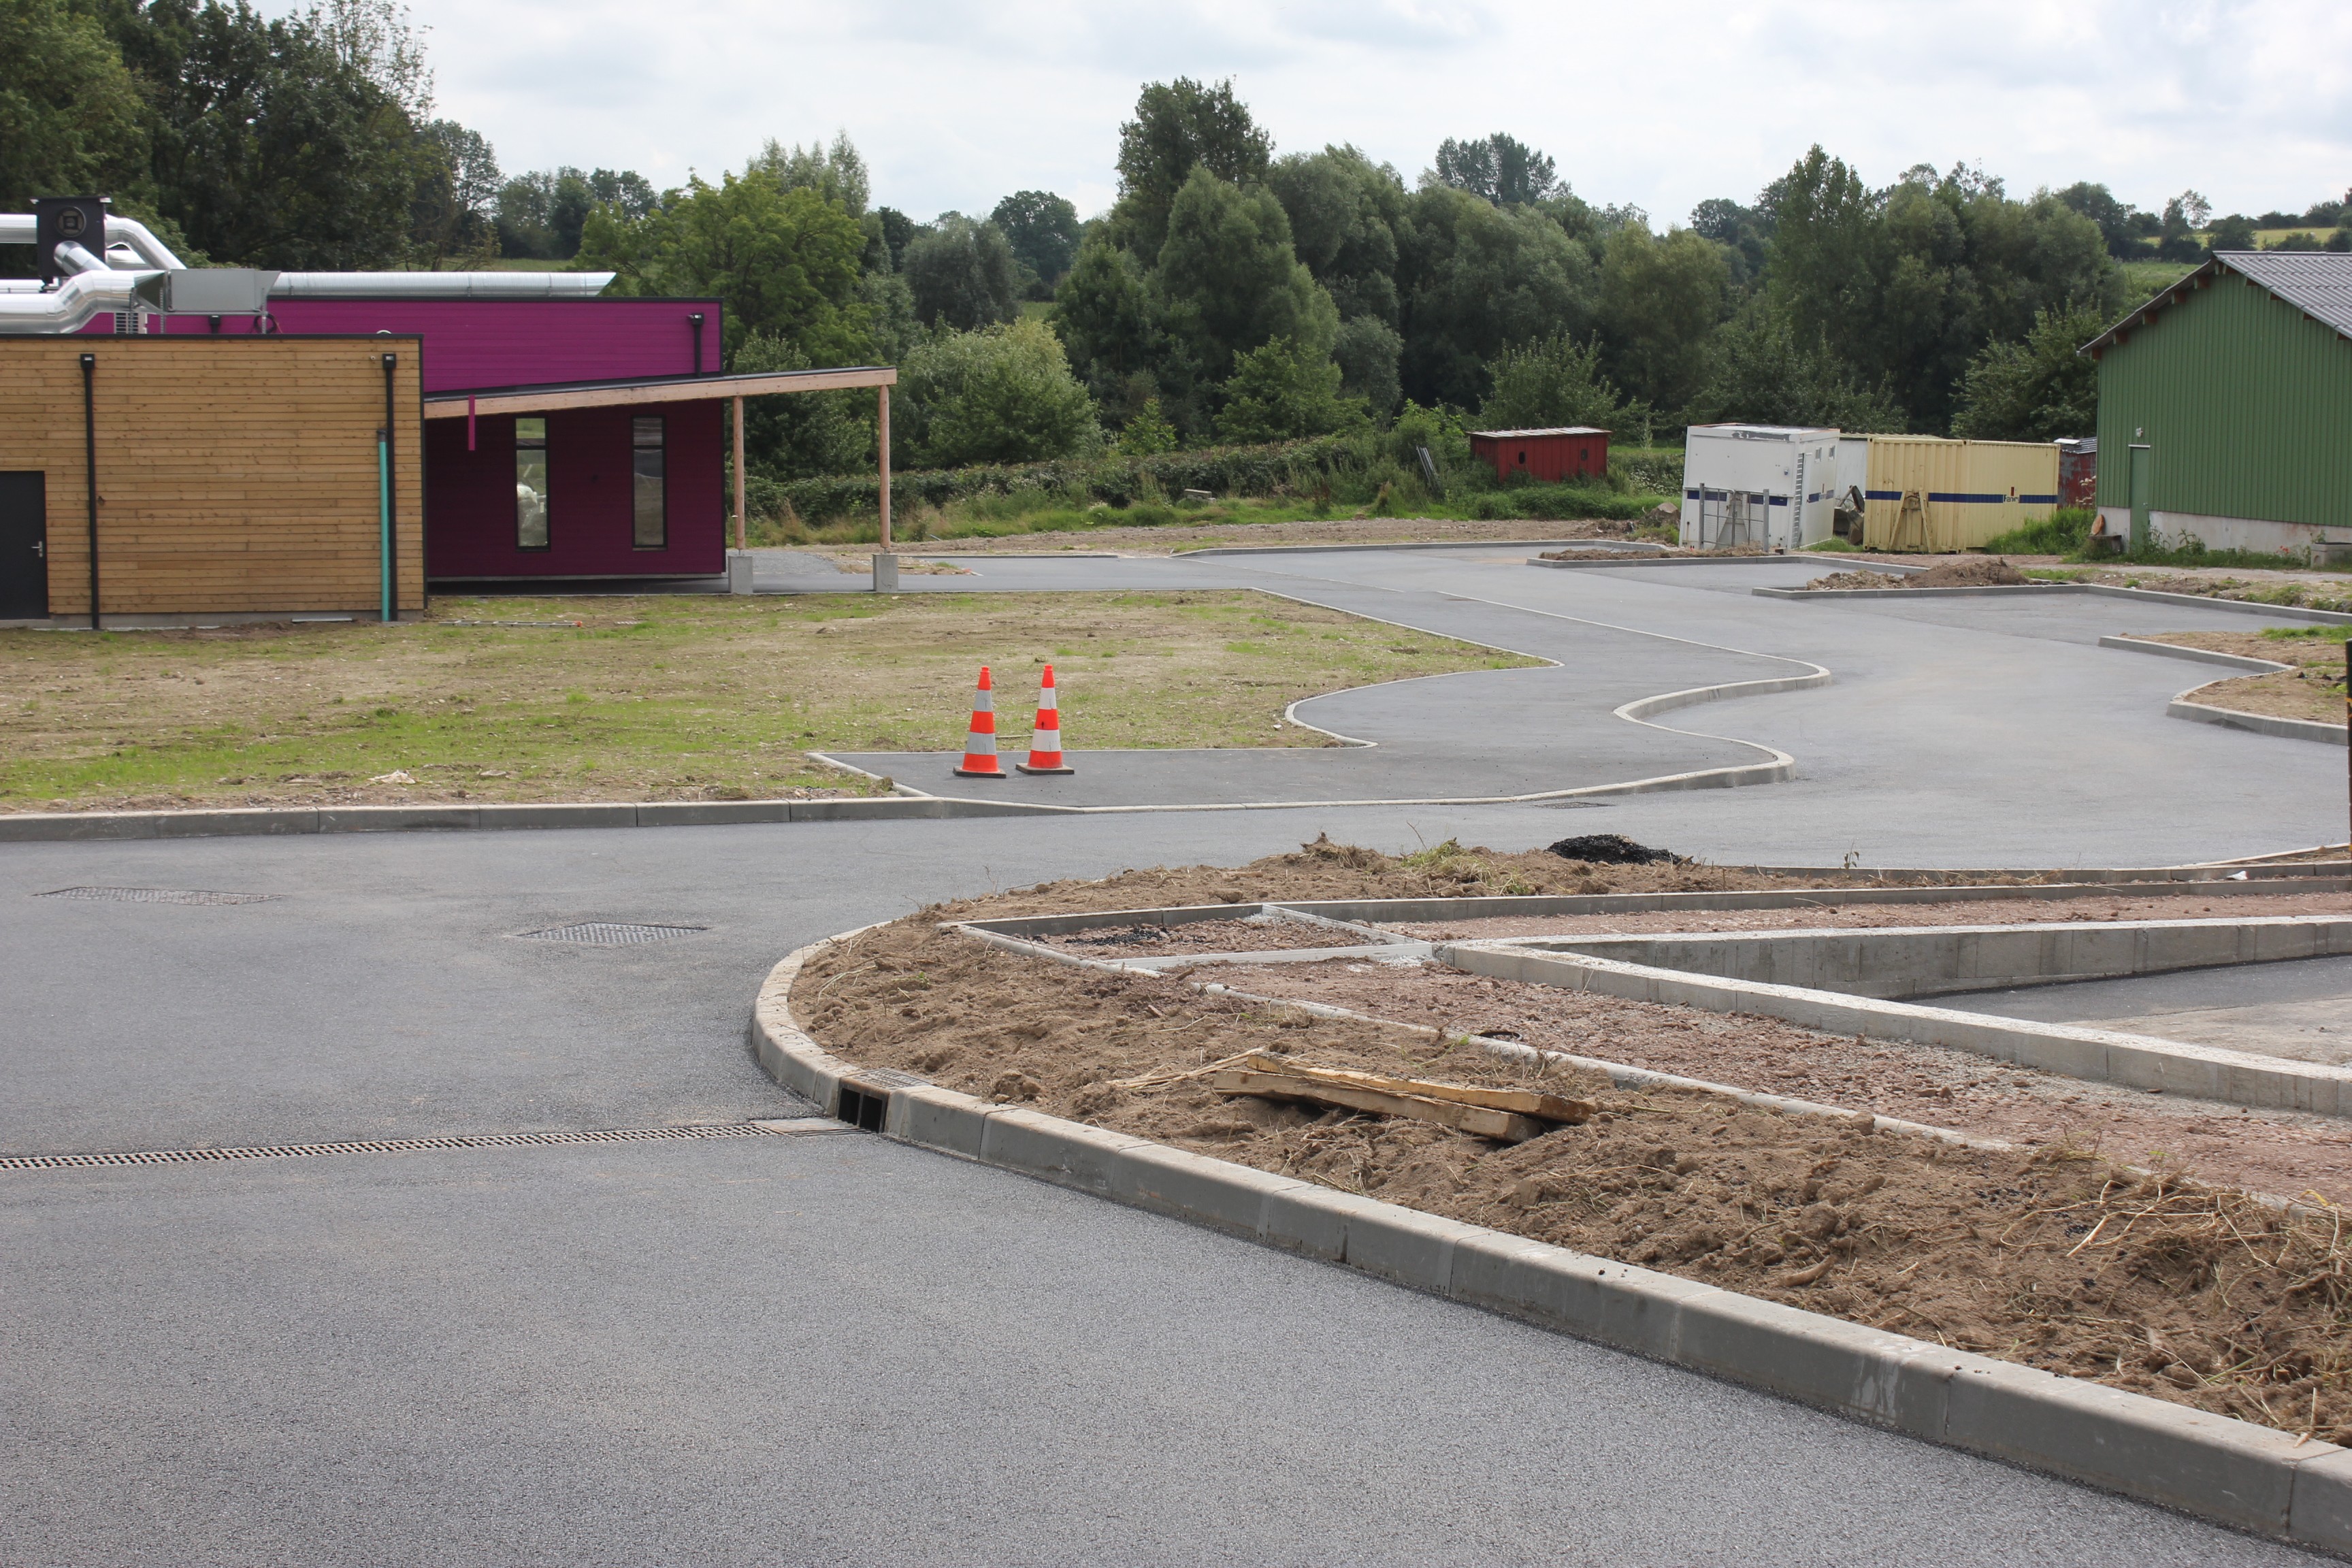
105;296;732;581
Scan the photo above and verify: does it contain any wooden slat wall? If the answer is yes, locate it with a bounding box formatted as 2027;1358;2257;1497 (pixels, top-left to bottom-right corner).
0;336;425;617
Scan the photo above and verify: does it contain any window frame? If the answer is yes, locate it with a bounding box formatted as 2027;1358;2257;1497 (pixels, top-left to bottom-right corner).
514;416;551;552
630;414;666;551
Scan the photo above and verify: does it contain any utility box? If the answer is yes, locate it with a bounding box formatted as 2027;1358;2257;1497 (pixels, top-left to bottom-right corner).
2056;438;2097;509
1679;425;1844;551
1857;436;2059;551
1468;426;1610;483
135;269;280;317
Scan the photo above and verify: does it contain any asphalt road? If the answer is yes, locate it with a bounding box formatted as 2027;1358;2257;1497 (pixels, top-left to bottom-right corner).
3;546;2342;1565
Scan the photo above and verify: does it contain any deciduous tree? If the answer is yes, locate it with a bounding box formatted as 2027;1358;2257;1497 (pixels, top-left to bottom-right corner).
901;214;1022;330
580;171;869;365
1110;77;1271;257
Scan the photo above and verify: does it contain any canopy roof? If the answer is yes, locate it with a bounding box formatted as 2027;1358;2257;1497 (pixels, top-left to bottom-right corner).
422;365;895;419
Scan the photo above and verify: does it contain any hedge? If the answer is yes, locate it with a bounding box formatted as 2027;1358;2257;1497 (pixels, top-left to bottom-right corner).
768;436;1363;521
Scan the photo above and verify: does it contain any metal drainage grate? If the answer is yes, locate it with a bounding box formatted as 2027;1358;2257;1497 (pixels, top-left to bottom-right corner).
836;1069;929;1133
38;886;278;906
516;922;706;945
0;1121;840;1172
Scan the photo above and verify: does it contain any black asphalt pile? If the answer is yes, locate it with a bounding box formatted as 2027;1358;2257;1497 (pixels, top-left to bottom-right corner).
1546;834;1683;866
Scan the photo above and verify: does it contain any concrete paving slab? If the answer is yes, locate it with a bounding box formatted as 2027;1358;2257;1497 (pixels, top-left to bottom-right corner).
1944;953;2352;1064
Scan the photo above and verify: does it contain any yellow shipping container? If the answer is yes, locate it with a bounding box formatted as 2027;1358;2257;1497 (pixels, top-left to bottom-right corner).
1857;436;2060;551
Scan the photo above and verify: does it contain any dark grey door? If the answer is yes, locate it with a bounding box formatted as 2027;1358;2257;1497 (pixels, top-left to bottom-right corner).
0;473;48;619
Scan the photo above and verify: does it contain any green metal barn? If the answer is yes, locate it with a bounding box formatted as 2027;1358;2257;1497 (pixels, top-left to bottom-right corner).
2082;252;2352;563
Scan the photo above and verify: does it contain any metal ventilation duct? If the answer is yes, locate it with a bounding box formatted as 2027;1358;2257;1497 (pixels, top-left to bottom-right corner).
1;210;612;331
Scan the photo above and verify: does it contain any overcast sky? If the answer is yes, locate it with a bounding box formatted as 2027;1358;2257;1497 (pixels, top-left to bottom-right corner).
400;0;2351;225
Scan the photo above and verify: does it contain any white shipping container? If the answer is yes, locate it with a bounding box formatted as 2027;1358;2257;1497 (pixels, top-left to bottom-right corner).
1680;425;1844;551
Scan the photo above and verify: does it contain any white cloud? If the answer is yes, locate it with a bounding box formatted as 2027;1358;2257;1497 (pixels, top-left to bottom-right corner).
396;0;2352;223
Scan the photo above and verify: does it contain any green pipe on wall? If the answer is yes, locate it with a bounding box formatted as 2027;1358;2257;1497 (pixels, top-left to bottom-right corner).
378;432;391;623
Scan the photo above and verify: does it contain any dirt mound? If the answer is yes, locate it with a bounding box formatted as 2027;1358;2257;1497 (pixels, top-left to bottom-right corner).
921;836;2074;921
970;832;1810;907
1805;569;1907;591
1910;555;2028;588
799;917;2352;1444
1807;557;2029;592
1545;833;1682;866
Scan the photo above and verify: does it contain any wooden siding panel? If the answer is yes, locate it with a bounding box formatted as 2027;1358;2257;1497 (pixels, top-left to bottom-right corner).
0;337;425;617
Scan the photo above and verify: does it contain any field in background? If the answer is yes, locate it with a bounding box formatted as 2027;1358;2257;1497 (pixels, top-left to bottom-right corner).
2118;260;2200;299
0;591;1541;815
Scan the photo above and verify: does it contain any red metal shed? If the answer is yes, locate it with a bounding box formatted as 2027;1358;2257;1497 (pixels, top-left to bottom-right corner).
1468;426;1610;483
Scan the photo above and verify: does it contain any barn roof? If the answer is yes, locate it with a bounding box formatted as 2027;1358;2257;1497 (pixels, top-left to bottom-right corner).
2080;252;2352;356
1466;426;1611;439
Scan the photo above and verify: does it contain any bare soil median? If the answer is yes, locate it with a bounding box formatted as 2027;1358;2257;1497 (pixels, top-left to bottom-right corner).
2134;630;2350;727
796;843;2352;1443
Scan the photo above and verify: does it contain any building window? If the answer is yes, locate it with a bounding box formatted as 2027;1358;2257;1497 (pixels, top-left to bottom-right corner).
514;417;549;550
632;415;666;549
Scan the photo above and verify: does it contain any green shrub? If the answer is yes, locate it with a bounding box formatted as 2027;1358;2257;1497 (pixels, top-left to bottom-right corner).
898;318;1100;467
1469;482;1665;523
1982;507;2093;555
774;434;1367;521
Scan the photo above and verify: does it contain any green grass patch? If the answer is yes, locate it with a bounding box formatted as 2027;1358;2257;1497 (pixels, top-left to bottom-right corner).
1983;508;2095;556
0;591;1540;812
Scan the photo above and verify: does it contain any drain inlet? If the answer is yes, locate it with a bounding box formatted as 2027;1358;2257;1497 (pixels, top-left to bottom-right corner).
516;922;706;945
0;1121;843;1171
37;887;277;906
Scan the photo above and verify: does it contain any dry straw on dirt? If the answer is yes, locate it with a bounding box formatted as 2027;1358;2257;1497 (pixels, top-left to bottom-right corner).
796;840;2352;1443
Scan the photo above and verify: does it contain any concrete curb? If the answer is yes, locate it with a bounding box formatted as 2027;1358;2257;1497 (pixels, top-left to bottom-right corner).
747;930;2352;1557
1512;913;2352;1001
0;793;1062;843
1528;554;1907;571
2099;634;2291;673
2170;693;2349;747
1181;538;1649;557
1441;940;2352;1118
1754;580;2352;624
1754;583;2079;600
955;875;2352;943
2095;635;2348;746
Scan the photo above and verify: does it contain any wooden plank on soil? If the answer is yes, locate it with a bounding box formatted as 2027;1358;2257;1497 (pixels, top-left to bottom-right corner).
1209;1054;1590;1142
1230;1054;1593;1122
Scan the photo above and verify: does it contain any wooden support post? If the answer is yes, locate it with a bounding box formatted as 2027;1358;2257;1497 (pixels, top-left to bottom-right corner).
732;395;746;553
877;383;893;551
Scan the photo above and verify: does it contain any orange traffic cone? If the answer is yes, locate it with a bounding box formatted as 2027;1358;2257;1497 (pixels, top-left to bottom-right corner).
952;666;1006;778
1016;664;1075;774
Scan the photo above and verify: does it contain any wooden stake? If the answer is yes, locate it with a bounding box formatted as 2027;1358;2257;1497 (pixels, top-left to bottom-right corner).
877;383;893;551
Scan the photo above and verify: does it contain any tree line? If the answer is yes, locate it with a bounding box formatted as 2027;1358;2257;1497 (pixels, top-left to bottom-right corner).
12;5;2351;480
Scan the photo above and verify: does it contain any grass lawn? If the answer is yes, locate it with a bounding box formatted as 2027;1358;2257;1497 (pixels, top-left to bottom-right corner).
0;591;1541;814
